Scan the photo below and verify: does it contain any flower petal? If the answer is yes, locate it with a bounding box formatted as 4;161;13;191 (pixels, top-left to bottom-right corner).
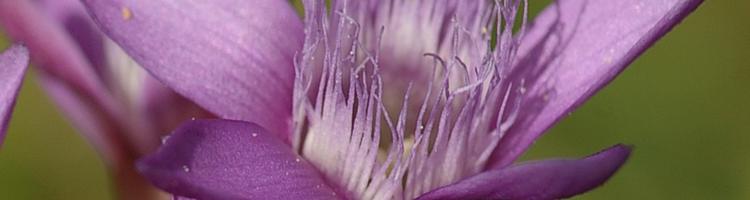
418;144;631;200
35;73;124;163
171;196;194;200
139;75;214;144
81;0;304;139
488;0;703;168
34;0;108;76
0;44;29;146
0;0;118;117
0;0;146;161
137;119;343;200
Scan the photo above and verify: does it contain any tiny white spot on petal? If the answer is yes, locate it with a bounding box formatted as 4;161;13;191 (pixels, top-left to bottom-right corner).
182;165;190;172
161;135;170;144
252;133;258;137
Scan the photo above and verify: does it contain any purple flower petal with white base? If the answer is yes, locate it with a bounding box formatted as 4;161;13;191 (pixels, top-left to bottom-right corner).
81;0;304;140
0;44;29;147
77;0;700;198
138;119;342;200
488;0;704;168
418;144;631;200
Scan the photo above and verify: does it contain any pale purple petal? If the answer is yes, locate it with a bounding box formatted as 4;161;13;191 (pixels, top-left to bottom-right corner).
35;73;124;163
34;0;107;77
0;0;139;160
0;0;120;119
0;44;29;147
81;0;304;140
137;119;343;200
419;144;631;200
488;0;703;168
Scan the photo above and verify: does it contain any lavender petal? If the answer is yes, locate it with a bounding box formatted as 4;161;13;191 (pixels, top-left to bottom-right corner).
488;0;703;168
0;44;29;146
81;0;304;140
419;144;631;200
0;0;119;118
137;119;343;200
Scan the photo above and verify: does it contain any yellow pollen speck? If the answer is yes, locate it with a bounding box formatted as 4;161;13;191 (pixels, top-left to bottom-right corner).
121;7;132;20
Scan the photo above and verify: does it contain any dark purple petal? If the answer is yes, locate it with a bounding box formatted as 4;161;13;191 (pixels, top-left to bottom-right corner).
137;119;343;200
419;144;632;200
488;0;703;168
81;0;304;140
0;44;29;146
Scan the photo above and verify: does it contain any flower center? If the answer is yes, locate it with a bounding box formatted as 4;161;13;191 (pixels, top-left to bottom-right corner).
293;0;528;199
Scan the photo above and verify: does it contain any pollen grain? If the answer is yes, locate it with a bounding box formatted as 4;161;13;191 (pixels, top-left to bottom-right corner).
121;7;133;21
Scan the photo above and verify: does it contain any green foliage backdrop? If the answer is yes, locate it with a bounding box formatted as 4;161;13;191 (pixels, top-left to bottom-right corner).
0;1;747;199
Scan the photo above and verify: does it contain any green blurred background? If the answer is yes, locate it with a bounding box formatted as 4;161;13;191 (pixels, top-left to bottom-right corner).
0;1;747;199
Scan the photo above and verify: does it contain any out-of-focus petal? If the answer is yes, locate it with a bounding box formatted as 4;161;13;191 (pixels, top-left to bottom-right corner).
35;73;123;163
419;144;631;200
34;0;107;77
171;195;194;200
0;0;119;118
488;0;703;168
0;44;29;146
137;119;343;200
81;0;304;140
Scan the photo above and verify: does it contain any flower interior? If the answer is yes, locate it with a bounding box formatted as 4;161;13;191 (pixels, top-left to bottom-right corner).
293;0;530;199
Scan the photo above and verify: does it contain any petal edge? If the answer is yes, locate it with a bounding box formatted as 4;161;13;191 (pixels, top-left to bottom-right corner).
419;144;632;200
489;0;703;168
0;44;29;147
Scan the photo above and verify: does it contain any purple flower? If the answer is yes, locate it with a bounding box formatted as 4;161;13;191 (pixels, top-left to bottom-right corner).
0;0;210;198
80;0;702;199
0;44;29;146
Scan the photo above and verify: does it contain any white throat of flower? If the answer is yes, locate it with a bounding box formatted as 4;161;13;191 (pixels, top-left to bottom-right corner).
104;38;147;107
293;0;528;199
